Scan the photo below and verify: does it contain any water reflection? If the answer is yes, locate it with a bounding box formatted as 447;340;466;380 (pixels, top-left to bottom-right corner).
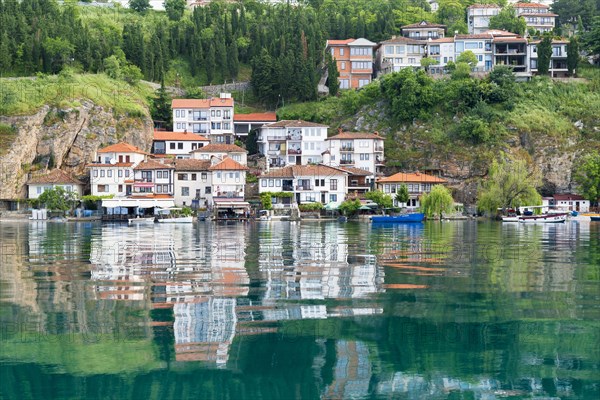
0;220;598;399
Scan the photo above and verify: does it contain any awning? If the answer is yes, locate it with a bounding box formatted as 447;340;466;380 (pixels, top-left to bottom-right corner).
133;182;154;188
213;200;251;209
102;199;175;209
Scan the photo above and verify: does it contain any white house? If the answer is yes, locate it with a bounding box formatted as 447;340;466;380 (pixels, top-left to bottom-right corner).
27;169;84;199
514;2;556;33
89;142;148;197
376;172;448;208
258;164;349;206
549;194;590;212
467;4;501;34
190;143;248;166
257;120;329;169
400;21;446;39
528;38;569;77
209;157;250;214
426;37;455;72
173;159;212;208
454;33;494;71
233;112;277;137
132;159;175;197
377;36;427;75
171;93;235;144
325;131;385;179
152;130;210;158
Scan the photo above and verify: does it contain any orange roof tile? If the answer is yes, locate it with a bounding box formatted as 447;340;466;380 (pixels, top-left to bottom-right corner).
326;39;355;46
191;143;247;153
153;131;210;142
233;112;277;122
327;131;383;140
174;159;211;171
98;142;148;154
171;97;234;108
514;2;549;8
88;163;134;168
134;159;174;170
264;119;328;128
401;21;446;29
260;164;348;178
27;169;83;185
378;172;447;184
208;157;249;171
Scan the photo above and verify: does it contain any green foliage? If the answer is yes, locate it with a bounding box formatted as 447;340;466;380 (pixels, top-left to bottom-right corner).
420;185;454;220
42;37;75;73
365;190;393;211
130;0;150;13
583;17;600;57
0;123;17;156
537;34;553;76
456;51;478;69
573;151;600;202
420;57;439;71
553;0;598;33
380;69;437;122
326;52;339;96
164;0;186;21
339;199;361;216
151;81;172;130
395;184;409;205
81;194;114;210
451;62;472;80
246;173;258;183
259;192;272;210
455;115;492;144
103;55;121;80
122;64;143;85
298;202;324;212
180;206;193;217
489;6;526;35
37;186;79;213
477;154;543;213
567;36;580;76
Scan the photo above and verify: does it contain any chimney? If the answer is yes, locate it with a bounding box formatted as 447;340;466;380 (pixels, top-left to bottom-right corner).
337;127;343;134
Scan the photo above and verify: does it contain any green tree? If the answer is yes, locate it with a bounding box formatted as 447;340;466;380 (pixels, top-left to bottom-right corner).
487;65;516;105
420;57;439;72
326;52;339;96
151;81;172;130
259;192;273;210
451;62;472;80
573;151;600;202
37;186;79;213
339;199;361;216
477;155;543;214
537;34;553;75
582;17;600;58
130;0;150;13
489;6;527;35
420;185;454;220
164;0;186;21
365;190;393;213
103;55;121;79
205;43;216;84
395;184;409;207
42;37;75;73
380;68;437;122
227;39;239;80
122;63;143;85
567;36;580;76
456;51;478;69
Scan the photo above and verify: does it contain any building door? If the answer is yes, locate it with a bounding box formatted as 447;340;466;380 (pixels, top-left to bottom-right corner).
321;193;326;203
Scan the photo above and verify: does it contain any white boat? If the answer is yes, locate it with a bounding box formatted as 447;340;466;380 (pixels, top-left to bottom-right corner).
128;216;155;224
157;216;193;223
518;213;567;223
501;216;520;222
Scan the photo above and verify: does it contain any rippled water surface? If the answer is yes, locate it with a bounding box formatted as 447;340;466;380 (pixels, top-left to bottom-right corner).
1;220;599;399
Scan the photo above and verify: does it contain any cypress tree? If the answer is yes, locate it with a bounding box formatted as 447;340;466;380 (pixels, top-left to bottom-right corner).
227;39;239;80
326;52;339;96
205;43;216;84
567;36;579;76
537;34;553;76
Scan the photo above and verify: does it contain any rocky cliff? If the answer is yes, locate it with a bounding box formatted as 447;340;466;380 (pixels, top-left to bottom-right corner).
0;100;153;199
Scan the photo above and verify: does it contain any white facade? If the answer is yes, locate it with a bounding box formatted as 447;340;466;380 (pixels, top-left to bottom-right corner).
467;5;501;34
152;131;210;159
514;2;556;33
172;93;235;144
257;120;329;169
377;37;427;74
326;132;385;178
527;40;569;77
191;144;248;166
454;34;494;71
173;160;213;208
89;144;147;197
28;182;82;200
427;38;455;71
209;158;248;201
132;161;175;196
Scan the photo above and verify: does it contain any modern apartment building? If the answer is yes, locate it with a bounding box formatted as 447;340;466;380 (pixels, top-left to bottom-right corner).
151;130;210;158
528;38;569;77
377;36;427;75
325;38;377;89
514;2;556;33
171;93;235;144
467;4;502;34
401;21;446;39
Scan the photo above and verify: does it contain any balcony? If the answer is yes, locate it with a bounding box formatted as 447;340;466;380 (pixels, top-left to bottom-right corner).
267;136;287;141
375;146;384;152
214;191;243;198
375;157;385;165
340;160;354;165
287;135;302;141
135;178;153;183
282;185;294;191
296;185;312;191
288;149;302;155
340;147;354;152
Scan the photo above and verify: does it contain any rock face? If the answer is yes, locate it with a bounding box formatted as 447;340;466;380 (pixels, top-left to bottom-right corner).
0;100;153;199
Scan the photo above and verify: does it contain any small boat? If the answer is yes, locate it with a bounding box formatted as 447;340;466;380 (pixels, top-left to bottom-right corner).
501;216;520;222
156;208;193;223
371;213;425;223
591;216;600;222
128;216;155;224
518;213;568;223
257;210;271;221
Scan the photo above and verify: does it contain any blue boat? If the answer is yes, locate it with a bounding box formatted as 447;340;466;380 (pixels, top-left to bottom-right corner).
371;213;425;223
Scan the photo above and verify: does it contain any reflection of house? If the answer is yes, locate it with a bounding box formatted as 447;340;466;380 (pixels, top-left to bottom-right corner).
323;341;372;399
257;120;329;169
27;169;83;199
233;112;277;137
151;130;209;158
326;131;385;177
377;172;448;208
325;38;376;89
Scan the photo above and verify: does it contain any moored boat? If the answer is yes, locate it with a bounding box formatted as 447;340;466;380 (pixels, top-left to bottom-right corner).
591;216;600;222
501;216;520;222
518;213;568;223
128;216;155;224
157;216;193;223
371;213;425;223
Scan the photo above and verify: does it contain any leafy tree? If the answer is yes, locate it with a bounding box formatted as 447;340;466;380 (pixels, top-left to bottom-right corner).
552;0;598;32
477;154;543;214
380;68;437;122
326;52;339;96
227;39;239;80
339;199;361;216
420;185;454;220
42;37;75;73
205;44;216;84
395;184;409;207
103;55;121;79
573;151;600;202
365;190;393;213
151;81;172;130
582;17;600;58
455;115;492;144
420;57;439;72
567;36;580;76
456;51;478;69
37;186;79;213
537;34;553;75
130;0;150;13
487;65;516;105
489;6;527;35
259;192;273;210
451;62;472;80
122;64;143;85
164;0;186;21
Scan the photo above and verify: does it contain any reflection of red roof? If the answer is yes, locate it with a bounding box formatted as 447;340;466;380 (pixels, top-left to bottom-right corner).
153;131;209;141
171;97;234;108
378;172;447;184
208;157;249;171
27;169;83;185
98;142;147;154
233;112;277;122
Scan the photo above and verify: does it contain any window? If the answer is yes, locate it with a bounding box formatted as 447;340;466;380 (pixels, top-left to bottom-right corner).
261;180;267;187
175;110;181;118
478;55;483;62
530;59;537;69
118;170;123;177
156;185;162;193
118;185;123;192
181;187;189;196
340;61;346;70
350;47;370;56
340;79;350;89
465;42;479;50
107;170;113;178
360;153;370;160
97;185;107;192
339;48;344;56
358;79;370;88
191;173;197;181
100;170;105;177
408;58;416;64
178;173;187;180
93;170;98;177
157;171;162;179
125;170;130;178
330;194;337;202
211;110;215;117
177;143;183;150
223;122;231;130
205;186;212;194
170;143;176;149
396;45;405;54
352;61;371;70
36;187;42;194
269;179;274;187
275;179;281;186
385;46;394;55
215;135;225;143
330;179;337;190
201;172;207;181
211;122;222;130
224;110;231;119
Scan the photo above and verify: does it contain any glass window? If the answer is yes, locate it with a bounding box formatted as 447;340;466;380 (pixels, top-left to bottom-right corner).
181;187;189;196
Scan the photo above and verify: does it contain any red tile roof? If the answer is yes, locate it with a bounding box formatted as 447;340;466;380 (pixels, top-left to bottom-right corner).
233;112;277;122
468;3;501;9
553;194;586;201
327;131;383;140
401;21;446;29
380;37;427;45
455;33;493;39
264;119;329;128
171;97;234;108
191;143;247;153
208;157;249;171
134;159;174;170
27;169;83;185
378;172;447;184
153;131;210;142
260;164;348;178
518;12;557;16
326;39;355;46
337;166;372;176
514;2;549;8
88;163;134;168
174;159;211;171
98;142;148;154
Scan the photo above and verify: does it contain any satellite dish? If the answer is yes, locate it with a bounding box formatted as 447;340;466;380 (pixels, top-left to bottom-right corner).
109;158;117;165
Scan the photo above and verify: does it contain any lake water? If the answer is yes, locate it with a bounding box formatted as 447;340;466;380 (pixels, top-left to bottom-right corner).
1;220;599;399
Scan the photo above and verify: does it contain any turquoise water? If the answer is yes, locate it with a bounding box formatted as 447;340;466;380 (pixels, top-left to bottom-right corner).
0;220;598;399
